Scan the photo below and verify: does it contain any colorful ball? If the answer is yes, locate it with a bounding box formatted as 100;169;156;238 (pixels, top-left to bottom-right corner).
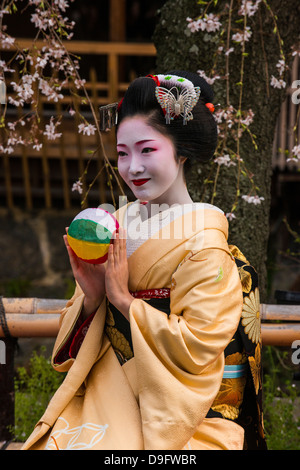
67;208;119;264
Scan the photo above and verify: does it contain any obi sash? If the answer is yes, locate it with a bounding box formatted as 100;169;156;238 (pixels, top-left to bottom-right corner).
105;250;267;450
105;290;248;422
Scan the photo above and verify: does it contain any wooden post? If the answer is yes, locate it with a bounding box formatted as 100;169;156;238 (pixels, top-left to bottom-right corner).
90;67;107;204
109;0;126;42
0;338;15;441
109;0;126;88
0;295;17;442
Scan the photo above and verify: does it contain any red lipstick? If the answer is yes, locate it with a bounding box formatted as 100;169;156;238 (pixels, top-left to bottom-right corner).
132;178;151;186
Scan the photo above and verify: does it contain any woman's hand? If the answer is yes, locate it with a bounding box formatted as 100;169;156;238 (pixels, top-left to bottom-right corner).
105;227;134;320
63;228;106;317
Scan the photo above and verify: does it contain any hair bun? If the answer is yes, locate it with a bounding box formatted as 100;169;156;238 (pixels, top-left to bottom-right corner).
166;70;214;104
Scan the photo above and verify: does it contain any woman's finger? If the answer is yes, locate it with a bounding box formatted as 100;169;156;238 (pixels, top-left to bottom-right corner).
64;238;79;272
63;234;70;248
113;230;120;265
120;228;127;260
107;242;114;270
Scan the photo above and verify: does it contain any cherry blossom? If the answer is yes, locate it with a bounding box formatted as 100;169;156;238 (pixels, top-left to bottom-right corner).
0;34;15;48
225;47;234;56
43;117;62;141
226;212;236;221
72;180;83;194
232;26;252;44
39;79;64;102
242;195;265;205
214;154;236;167
270;75;286;89
186;13;221;34
78;123;97;136
276;59;286;75
197;69;220;85
241;109;254;126
238;0;262;17
54;0;70;12
287;145;300;162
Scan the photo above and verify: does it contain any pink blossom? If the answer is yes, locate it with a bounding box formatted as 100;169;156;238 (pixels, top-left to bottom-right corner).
0;59;14;72
292;145;300;158
3;146;14;154
225;47;234;56
238;0;262;17
270;75;286;89
36;56;48;69
31;13;48;31
214;154;236;167
54;0;70;12
205;13;222;32
33;143;43;151
74;78;86;89
43;117;62;141
78;123;96;136
241;109;254;126
72;180;83;194
226;212;236;221
276;59;286;75
197;69;220;85
186;17;201;33
38;79;63;102
242;195;264;205
232;26;252;44
8;96;24;107
287;145;300;162
0;35;15;49
186;14;221;34
214;106;235;129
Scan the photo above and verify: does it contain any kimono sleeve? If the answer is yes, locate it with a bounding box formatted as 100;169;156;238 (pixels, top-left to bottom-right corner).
51;283;106;372
129;247;243;450
51;283;85;371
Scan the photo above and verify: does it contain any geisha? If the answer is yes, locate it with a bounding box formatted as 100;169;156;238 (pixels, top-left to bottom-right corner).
22;71;266;450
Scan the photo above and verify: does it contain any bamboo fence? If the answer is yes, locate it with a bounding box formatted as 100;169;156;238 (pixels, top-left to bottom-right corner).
0;297;299;346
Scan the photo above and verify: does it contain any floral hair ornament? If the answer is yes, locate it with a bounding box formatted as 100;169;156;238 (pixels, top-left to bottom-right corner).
153;74;201;125
99;102;119;131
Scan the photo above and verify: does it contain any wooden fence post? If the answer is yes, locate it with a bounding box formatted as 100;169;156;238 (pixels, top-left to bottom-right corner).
0;337;16;442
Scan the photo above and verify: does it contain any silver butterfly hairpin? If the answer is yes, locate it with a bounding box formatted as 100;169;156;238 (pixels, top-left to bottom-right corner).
155;85;201;125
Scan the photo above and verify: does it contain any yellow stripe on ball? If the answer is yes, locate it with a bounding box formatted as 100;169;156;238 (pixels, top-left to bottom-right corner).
67;233;109;261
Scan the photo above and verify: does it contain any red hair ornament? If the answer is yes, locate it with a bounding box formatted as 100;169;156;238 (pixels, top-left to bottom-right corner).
205;102;215;113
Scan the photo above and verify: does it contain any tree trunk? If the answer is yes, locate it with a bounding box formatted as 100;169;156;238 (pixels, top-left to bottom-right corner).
153;0;300;301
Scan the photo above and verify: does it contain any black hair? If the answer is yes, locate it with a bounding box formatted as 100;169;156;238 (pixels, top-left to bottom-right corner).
116;70;218;166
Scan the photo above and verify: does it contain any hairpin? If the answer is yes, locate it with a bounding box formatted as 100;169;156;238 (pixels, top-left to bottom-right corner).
205;103;215;113
153;74;201;125
99;102;119;131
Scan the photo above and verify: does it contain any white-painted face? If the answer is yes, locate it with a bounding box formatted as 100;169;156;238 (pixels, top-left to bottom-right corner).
117;116;185;205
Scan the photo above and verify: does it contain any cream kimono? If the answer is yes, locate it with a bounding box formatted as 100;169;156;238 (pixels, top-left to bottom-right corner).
23;201;247;450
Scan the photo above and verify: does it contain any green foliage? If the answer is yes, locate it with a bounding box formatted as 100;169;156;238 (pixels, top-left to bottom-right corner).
13;346;65;442
12;345;300;448
263;346;300;450
0;278;31;297
63;277;76;299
